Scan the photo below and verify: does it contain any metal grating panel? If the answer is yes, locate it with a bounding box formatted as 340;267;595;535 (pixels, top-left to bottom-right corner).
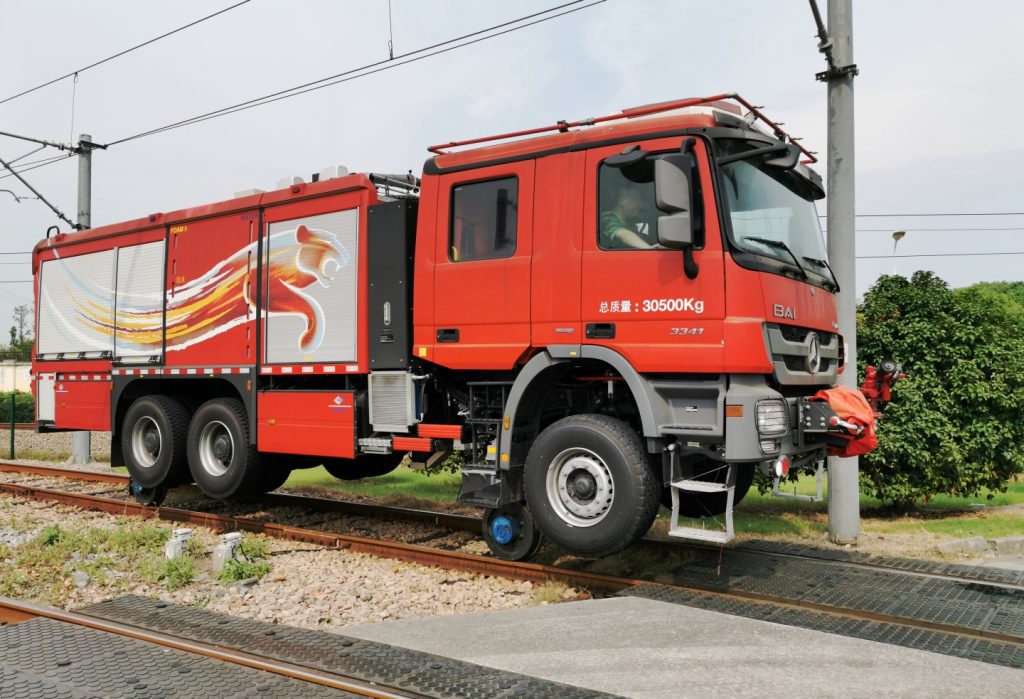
114;241;165;359
37;250;116;355
265;209;359;365
82;595;616;698
0;617;348;698
622;584;1022;669
369;370;416;432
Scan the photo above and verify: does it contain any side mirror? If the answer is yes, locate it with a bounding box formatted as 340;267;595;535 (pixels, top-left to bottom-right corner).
655;154;691;213
657;212;693;248
655;155;694;249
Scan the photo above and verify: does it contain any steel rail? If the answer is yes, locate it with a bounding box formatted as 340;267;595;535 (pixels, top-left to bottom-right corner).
0;475;1021;650
0;596;419;698
1;461;1021;592
0;461;481;530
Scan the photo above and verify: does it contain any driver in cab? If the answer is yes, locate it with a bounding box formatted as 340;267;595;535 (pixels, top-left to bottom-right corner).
599;183;660;250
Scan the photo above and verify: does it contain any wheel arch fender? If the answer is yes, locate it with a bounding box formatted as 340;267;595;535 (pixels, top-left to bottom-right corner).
498;346;661;469
579;345;659;437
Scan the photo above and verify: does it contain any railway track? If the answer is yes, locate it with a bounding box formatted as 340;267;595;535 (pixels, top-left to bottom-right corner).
0;458;1022;671
1;460;1019;592
0;596;420;697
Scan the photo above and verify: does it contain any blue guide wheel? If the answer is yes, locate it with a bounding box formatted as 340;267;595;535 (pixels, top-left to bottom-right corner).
128;478;167;507
482;503;542;561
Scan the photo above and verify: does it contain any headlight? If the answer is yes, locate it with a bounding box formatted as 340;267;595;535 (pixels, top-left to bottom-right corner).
756;400;788;436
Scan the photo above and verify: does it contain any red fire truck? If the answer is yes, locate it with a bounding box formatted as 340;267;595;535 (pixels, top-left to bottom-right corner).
32;94;871;560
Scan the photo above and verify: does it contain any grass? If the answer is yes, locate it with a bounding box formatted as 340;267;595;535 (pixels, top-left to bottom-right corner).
148;555;196;591
217;534;272;584
0;519;207;604
745;473;1024;511
530;580;572;604
283;465;461;505
284;463;1023;550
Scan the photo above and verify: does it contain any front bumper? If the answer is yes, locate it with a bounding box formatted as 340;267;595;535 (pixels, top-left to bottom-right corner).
721;375;840;463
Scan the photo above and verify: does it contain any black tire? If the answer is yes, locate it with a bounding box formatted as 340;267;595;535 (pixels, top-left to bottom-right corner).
524;414;660;558
121;395;190;489
661;460;756;518
187;398;262;499
322;453;404;480
249;454;322;494
254;464;292;493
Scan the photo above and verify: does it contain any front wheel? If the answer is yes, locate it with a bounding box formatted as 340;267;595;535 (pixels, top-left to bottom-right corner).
187;398;262;499
524;414;660;558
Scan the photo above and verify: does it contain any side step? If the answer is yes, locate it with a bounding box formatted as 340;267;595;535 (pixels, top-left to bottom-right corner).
667;469;735;545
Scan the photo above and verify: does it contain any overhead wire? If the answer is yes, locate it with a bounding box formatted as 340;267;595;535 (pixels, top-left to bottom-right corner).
104;0;604;147
7;145;46;166
68;73;79;144
0;154;75;182
822;211;1024;218
823;227;1024;233
0;0;253;107
857;251;1024;259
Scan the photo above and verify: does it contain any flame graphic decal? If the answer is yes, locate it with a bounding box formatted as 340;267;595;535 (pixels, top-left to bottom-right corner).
81;224;350;353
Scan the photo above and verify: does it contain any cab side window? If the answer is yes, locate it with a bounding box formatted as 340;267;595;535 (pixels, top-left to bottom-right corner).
598;153;703;250
598;163;659;251
450;176;518;262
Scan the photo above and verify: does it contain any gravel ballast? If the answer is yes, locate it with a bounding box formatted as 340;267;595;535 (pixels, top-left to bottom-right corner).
0;494;577;632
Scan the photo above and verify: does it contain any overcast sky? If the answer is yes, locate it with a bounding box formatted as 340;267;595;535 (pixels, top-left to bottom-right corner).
1;0;1022;336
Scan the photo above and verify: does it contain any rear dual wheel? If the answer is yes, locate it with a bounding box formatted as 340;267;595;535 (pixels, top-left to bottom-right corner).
122;396;190;490
187;398;263;499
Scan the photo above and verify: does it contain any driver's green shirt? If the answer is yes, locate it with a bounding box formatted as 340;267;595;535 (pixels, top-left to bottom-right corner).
599;211;628;248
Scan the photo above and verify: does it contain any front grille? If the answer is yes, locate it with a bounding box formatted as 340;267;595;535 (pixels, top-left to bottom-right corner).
764;323;839;387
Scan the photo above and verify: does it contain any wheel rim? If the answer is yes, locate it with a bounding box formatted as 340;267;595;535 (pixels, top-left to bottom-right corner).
198;421;234;477
130;417;162;469
545;447;614;528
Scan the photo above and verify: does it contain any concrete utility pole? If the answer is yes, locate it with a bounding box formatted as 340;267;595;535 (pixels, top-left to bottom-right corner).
820;1;860;543
70;133;93;466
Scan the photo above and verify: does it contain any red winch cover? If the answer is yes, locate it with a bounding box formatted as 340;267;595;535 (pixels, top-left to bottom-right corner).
813;385;879;457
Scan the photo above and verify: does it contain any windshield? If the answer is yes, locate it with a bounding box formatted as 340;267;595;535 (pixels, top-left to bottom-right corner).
716;139;829;280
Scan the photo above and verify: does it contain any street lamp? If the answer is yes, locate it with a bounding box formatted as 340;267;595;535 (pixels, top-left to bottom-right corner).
891;230;906;275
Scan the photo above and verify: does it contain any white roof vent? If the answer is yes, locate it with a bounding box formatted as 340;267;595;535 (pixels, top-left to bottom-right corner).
276;175;305;190
233;188;265;199
317;165;349;182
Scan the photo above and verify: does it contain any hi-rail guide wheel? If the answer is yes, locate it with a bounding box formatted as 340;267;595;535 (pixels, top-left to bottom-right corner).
482;502;543;561
128;478;167;506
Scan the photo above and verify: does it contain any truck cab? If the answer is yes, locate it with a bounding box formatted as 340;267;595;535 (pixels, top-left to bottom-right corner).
412;96;846;558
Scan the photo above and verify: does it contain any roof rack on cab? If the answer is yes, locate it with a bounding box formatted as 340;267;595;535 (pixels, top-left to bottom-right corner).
427;92;817;164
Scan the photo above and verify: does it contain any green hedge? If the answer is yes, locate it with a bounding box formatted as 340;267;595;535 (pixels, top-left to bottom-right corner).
858;272;1024;506
0;391;34;423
